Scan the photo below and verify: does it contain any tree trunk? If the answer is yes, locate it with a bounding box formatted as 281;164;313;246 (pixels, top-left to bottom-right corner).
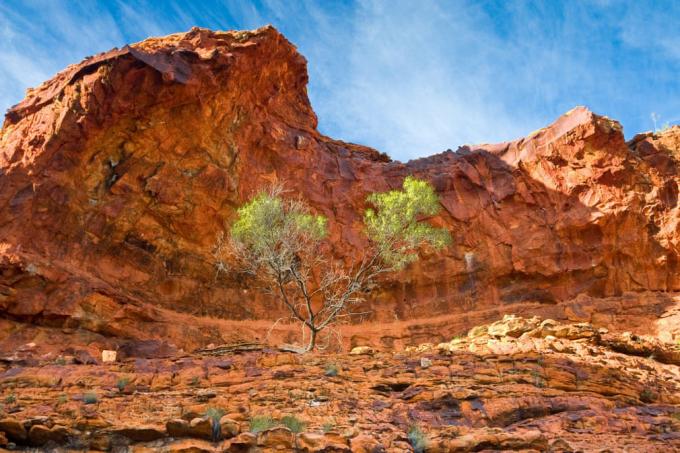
305;327;317;352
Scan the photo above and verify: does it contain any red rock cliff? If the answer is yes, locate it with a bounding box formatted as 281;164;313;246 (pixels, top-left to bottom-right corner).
1;26;678;351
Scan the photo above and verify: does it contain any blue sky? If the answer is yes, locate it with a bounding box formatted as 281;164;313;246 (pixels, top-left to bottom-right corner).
1;0;678;161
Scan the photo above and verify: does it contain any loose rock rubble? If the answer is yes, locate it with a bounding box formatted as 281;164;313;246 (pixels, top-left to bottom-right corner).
0;316;677;451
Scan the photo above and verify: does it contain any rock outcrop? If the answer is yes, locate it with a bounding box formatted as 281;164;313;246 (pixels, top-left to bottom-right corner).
0;26;679;353
0;316;678;451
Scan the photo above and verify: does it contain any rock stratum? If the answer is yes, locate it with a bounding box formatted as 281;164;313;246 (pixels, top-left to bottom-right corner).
0;316;679;451
0;26;678;354
0;25;679;452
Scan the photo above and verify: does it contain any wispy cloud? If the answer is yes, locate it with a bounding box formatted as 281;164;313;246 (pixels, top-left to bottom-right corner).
0;1;678;161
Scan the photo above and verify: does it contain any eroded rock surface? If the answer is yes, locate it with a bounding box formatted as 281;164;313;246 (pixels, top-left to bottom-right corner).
0;317;678;451
0;27;678;352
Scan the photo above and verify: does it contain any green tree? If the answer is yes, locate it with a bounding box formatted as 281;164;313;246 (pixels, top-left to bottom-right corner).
217;177;450;352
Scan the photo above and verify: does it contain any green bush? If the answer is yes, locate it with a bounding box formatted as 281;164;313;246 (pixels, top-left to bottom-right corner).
640;388;656;403
324;363;339;377
4;394;16;404
116;377;130;391
83;393;98;404
407;425;428;453
206;407;225;422
280;415;305;433
249;415;276;433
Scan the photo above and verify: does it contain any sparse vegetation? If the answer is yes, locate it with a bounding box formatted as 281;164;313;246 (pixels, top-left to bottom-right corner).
322;419;336;433
407;425;428;453
324;363;339;377
116;377;130;391
55;357;67;366
206;407;225;422
190;376;200;386
640;388;656;403
280;415;305;433
218;177;450;351
249;415;277;433
83;393;98;404
58;394;68;405
5;394;16;404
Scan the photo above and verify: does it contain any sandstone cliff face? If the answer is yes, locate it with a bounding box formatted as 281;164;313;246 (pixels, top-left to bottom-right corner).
0;26;678;351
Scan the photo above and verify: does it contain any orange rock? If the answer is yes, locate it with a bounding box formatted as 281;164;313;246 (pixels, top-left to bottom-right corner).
0;27;678;354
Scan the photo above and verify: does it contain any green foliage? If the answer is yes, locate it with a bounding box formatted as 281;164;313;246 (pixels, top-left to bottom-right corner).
322;420;336;433
324;363;339;377
54;357;67;366
249;415;277;433
407;425;428;453
365;176;450;269
280;415;305;433
205;407;226;422
640;388;656;403
4;394;16;404
116;377;130;391
83;393;98;405
190;376;200;386
57;394;68;405
231;191;327;255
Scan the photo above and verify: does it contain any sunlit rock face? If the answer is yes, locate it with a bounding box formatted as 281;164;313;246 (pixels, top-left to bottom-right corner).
0;26;678;351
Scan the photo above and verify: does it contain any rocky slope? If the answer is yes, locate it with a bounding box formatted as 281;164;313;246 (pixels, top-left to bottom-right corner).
0;316;678;451
0;26;679;351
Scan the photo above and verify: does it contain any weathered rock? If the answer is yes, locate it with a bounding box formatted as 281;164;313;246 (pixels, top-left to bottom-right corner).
167;418;213;441
111;426;166;442
27;424;71;446
218;416;239;439
0;418;27;442
0;27;678;354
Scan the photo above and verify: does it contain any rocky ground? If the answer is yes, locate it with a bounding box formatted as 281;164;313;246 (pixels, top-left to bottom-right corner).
0;316;678;452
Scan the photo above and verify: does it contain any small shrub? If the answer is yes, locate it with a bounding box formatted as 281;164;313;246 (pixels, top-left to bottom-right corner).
190;376;200;387
640;388;656;403
5;394;16;404
407;425;428;453
116;377;130;391
324;363;339;377
671;412;680;421
322;421;335;433
83;393;98;405
280;415;305;433
249;415;276;433
55;357;67;366
206;407;225;422
57;394;68;405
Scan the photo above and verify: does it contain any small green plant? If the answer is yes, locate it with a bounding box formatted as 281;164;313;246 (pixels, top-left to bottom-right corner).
531;370;546;388
407;425;428;453
206;407;225;423
58;394;68;405
5;394;16;404
190;376;200;386
322;420;336;433
116;377;130;391
55;357;67;366
249;415;277;433
324;363;339;377
640;388;656;403
280;415;305;433
83;393;98;404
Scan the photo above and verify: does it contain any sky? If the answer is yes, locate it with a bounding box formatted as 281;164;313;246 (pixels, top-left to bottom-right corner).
1;0;678;161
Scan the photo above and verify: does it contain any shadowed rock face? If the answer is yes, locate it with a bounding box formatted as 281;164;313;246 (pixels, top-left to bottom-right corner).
0;26;679;351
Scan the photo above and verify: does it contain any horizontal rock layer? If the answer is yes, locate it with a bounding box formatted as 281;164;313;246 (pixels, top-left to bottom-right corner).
0;26;679;351
0;316;678;451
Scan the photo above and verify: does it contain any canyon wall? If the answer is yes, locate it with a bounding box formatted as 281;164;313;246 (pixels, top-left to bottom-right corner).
0;26;678;352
